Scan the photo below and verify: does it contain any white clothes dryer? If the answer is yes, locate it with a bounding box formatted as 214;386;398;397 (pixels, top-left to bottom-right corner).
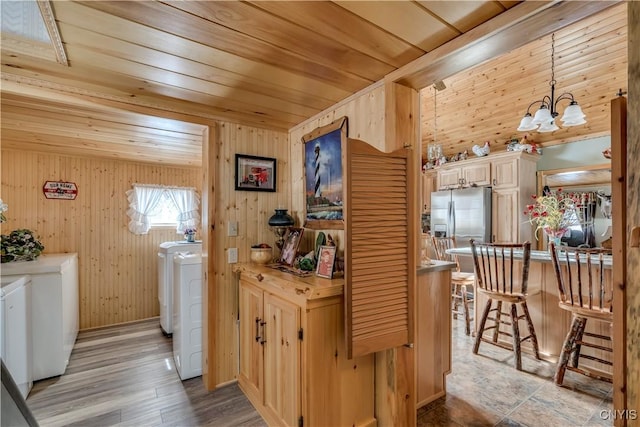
157;241;201;335
172;253;203;380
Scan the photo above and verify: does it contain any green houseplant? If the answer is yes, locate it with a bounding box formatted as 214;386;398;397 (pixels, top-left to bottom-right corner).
1;228;45;263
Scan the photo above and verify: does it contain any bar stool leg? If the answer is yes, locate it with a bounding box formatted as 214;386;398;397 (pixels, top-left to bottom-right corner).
474;298;492;354
571;318;587;368
554;315;584;385
510;303;522;371
492;301;503;343
521;301;541;360
461;284;470;336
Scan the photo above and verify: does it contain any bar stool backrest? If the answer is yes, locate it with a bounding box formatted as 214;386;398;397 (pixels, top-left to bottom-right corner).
431;236;461;272
470;240;531;296
549;243;612;314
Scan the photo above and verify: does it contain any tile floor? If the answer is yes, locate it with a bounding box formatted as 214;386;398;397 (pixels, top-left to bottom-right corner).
417;318;613;427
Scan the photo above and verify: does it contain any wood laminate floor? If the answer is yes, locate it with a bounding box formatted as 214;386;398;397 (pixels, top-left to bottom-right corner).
26;316;613;427
26;318;265;427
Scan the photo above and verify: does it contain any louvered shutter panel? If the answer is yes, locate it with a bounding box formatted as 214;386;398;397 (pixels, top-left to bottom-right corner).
345;139;415;359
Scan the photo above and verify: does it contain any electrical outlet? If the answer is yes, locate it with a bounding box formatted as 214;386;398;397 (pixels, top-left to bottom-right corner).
228;221;238;237
228;247;238;264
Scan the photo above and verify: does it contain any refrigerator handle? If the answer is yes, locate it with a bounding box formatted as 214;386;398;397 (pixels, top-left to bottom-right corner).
450;200;456;236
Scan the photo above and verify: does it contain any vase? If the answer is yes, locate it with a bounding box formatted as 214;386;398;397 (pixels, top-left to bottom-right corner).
545;231;564;253
185;233;195;242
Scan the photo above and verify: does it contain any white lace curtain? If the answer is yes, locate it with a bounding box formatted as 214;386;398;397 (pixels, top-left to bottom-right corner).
126;184;200;235
166;187;200;233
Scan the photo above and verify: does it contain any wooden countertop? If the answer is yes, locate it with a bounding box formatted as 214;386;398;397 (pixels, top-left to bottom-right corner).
447;247;612;268
417;259;457;275
233;262;345;300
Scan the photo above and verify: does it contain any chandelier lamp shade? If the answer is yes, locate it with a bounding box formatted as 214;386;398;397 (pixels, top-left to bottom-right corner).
517;33;586;133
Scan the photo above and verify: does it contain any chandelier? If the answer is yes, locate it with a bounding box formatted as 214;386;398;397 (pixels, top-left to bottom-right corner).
517;33;586;133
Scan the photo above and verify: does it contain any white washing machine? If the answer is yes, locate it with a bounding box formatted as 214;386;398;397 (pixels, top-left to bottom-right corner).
158;241;201;335
1;275;33;398
172;253;203;380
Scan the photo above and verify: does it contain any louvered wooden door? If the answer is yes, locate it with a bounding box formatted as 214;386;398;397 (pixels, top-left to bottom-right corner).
345;139;416;358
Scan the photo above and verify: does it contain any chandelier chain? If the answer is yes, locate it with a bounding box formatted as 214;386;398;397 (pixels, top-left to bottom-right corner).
433;85;437;144
550;33;556;86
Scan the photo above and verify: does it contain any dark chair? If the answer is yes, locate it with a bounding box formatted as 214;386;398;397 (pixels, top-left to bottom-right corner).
549;243;613;385
470;240;540;370
431;236;475;335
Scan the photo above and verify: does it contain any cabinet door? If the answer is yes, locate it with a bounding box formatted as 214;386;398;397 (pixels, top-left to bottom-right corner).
463;162;491;187
263;293;301;427
437;168;461;190
422;172;436;212
238;280;264;403
491;157;519;188
492;189;520;243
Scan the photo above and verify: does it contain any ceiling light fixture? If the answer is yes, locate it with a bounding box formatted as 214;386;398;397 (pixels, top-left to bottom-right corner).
517;33;586;133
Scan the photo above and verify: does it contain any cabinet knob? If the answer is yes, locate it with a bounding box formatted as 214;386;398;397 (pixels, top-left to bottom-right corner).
256;273;264;282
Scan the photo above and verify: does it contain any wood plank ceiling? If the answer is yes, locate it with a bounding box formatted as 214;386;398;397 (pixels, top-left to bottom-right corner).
0;1;626;166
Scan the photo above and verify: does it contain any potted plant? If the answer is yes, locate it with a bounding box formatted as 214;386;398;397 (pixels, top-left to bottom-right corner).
1;228;45;263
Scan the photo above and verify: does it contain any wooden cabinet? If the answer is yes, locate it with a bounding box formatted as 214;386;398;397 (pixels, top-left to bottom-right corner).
416;264;454;408
462;161;491;187
437;168;461;190
436;160;490;189
492;188;520;243
236;264;375;427
422;170;437;212
491;156;519;188
434;151;539;243
263;293;301;426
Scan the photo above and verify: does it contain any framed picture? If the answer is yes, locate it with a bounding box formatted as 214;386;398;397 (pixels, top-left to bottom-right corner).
279;227;304;266
235;154;276;192
303;117;348;229
315;245;337;279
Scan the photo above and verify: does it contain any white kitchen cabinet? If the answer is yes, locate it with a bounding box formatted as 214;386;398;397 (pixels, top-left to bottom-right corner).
1;253;79;380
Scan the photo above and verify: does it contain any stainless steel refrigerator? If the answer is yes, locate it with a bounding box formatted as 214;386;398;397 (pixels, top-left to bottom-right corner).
430;187;492;271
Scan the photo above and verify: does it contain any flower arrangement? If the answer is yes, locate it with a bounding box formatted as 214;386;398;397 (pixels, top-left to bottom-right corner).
183;227;197;242
524;188;580;240
1;229;45;263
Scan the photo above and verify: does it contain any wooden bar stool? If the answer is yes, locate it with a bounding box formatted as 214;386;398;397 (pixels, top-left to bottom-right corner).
549;243;613;385
470;240;540;370
431;236;475;335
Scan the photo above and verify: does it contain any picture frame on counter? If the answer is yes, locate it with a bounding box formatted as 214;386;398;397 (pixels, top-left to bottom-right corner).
315;245;337;279
279;227;304;266
234;154;276;192
302;117;348;230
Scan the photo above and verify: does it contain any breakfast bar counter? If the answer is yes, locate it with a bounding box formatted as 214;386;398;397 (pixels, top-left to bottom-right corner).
448;247;613;373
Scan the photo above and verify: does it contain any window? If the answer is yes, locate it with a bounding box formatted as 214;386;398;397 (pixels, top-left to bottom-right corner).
126;184;200;235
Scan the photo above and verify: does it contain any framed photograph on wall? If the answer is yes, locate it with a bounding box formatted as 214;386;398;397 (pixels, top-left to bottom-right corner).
303;116;348;229
315;245;337;279
279;227;304;266
235;154;276;192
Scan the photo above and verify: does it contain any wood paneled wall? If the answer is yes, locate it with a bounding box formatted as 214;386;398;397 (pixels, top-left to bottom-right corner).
212;121;290;385
0;149;200;329
288;83;387;253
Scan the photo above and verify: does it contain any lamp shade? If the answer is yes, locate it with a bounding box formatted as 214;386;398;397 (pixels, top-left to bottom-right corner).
517;114;537;132
538;118;559;133
561;102;586;125
268;209;294;227
531;106;552;125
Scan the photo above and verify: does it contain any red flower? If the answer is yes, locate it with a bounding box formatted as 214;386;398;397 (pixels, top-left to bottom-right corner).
531;195;537;199
541;211;548;217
